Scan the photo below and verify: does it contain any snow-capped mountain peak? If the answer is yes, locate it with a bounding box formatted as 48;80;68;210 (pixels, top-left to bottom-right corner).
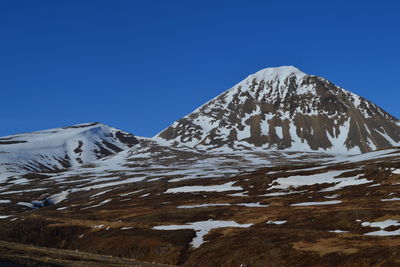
157;66;400;153
0;122;140;180
233;65;312;102
243;66;306;84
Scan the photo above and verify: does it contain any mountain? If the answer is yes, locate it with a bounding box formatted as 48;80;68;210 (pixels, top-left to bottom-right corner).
157;66;400;153
0;122;140;181
2;67;400;266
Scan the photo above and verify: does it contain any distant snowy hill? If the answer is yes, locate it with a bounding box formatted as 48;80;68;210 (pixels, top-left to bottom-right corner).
0;122;140;181
157;66;400;153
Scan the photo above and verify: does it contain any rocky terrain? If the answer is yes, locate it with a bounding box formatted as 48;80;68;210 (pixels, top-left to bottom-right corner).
157;66;400;153
1;66;400;266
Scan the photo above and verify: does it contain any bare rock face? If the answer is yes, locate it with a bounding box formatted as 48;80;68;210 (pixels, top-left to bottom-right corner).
157;66;400;153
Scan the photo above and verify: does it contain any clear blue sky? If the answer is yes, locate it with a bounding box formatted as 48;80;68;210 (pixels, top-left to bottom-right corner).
1;0;399;137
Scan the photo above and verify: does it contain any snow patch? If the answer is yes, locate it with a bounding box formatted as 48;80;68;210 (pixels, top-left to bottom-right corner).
266;220;287;225
290;200;341;206
166;182;242;194
152;220;253;248
177;202;269;208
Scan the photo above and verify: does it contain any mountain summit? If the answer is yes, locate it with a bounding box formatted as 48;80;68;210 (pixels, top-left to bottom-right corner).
157;66;400;153
0;122;140;180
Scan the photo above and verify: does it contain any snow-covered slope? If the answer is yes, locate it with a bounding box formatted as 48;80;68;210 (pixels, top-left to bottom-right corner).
0;122;140;181
157;66;400;153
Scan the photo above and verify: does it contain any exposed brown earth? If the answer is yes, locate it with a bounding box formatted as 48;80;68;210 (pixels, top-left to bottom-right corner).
0;240;176;267
1;146;400;266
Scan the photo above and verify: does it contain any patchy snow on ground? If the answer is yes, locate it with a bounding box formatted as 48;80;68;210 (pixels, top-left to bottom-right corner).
290;200;341;206
381;198;400;202
166;182;242;194
329;230;349;233
46;191;69;205
81;199;112;210
324;194;339;199
266;220;287;225
361;220;400;228
177;202;269;208
365;230;400;236
120;227;134;230
361;219;400;236
120;189;144;197
329;148;399;164
17;202;36;209
268;170;370;192
152;220;253;248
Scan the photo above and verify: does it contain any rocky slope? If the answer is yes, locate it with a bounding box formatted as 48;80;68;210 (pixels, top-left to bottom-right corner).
157;66;400;153
0;122;140;181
